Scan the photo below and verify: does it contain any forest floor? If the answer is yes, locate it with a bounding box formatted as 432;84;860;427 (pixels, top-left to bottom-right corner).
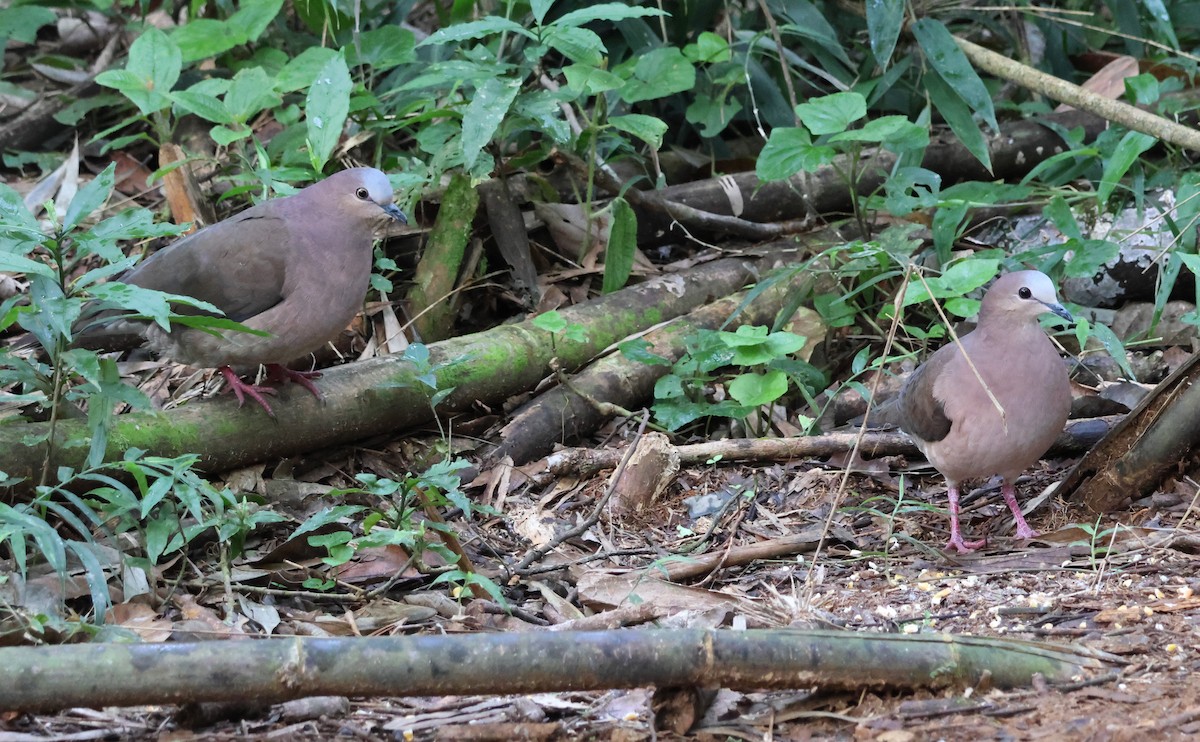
6;431;1199;741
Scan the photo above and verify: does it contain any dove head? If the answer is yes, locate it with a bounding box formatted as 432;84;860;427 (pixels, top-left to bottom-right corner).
321;167;408;229
979;270;1072;324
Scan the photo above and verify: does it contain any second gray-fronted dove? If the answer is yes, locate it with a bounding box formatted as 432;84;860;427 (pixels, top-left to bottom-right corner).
78;167;406;414
894;270;1072;553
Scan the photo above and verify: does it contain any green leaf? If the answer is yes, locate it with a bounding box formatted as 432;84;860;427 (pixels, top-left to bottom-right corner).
553;4;665;27
882;166;941;216
0;184;44;244
865;0;904;69
1089;321;1137;381
171;90;232;124
563;64;624;94
513;90;572;144
290;505;367;541
346;25;416;70
275;47;340;92
95;69;171;117
542;25;604;66
619;47;696;104
830;115;928;152
1060;238;1121;278
728;369;788;407
939;258;1000;295
684;32;731;64
923;71;992;172
418;17;534;46
1097;130;1156;204
53;92;126;126
602;198;636;294
172;18;245;63
1143;0;1179;50
717;325;768;348
126;27;182;112
609;114;667;150
686;93;742;139
461;77;522;171
764;332;808;358
532;310;567;334
531;0;555;24
230;0;284;42
903;258;1000;307
1125;73;1161;105
913;19;997;132
943;297;980;318
0;6;56;44
306;54;352;173
720;327;805;365
64;163;116;233
0;251;53;278
66;541;113;618
619;338;672;366
756;128;835;181
80;356;150;468
795;91;866;136
225;66;280;123
1043;195;1082;241
211;124;251;147
777;0;852;68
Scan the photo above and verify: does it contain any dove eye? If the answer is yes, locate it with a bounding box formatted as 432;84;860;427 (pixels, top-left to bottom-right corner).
1018;287;1032;299
355;187;369;200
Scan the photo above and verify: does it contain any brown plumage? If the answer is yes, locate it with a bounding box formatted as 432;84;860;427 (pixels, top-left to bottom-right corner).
77;167;406;414
895;270;1072;553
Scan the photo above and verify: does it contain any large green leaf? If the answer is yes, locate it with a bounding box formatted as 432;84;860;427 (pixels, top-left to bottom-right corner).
913;19;997;132
346;25;416;70
0;183;45;247
461;77;522;171
306;54;352;173
172;18;243;63
96;29;180;115
795;91;866;135
756;128;835;181
619;48;696;104
923;71;992;172
419;17;533;46
542;25;604;67
1097;130;1156;204
170;89;232;124
865;0;904;69
553;4;665;27
225;66;280;123
602;198;636;294
728;370;788;407
275;47;340;92
64;163;116;233
609;114;667;150
0;6;56;44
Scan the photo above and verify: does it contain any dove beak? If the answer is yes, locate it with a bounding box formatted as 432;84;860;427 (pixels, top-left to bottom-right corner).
383;203;407;225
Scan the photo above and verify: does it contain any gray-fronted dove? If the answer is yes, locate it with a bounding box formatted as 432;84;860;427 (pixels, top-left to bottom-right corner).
894;270;1072;553
78;167;406;414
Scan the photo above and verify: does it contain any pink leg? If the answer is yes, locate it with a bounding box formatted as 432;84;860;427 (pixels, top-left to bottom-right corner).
219;366;277;416
1002;480;1040;540
946;483;987;553
265;363;324;401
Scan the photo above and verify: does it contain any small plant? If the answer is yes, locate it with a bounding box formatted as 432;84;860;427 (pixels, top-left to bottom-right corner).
532;309;590;347
0;449;262;621
1067;518;1120;570
289;459;505;602
756;90;929;237
0;164;255;475
641;324;825;433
